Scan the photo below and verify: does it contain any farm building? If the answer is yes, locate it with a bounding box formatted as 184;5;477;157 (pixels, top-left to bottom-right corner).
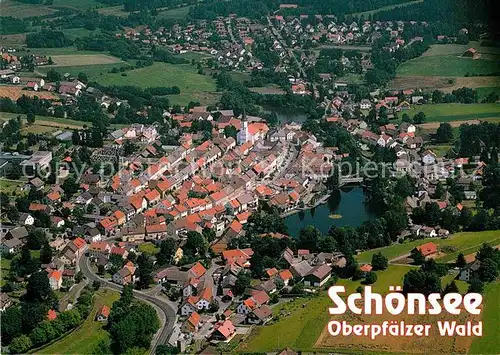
462;48;481;59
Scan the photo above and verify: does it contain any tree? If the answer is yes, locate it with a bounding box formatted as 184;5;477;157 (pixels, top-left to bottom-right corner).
2;306;22;344
75;271;84;283
298;225;322;252
25;271;55;303
77;72;88;83
456;253;467;268
223;125;238;139
476;243;496;261
185;231;207;257
442;281;459;295
436;122;453;143
477;258;498;282
364;271;377;284
27;229;46;250
383;209;408;240
410;248;425;265
92;280;101;291
92;339;112;355
27;112;36;124
421;259;447;277
9;335;33;354
156;344;180;355
413;112;426;124
371;252;388;271
235;273;251;295
156;238;176;266
468;278;484;293
62;176;79;195
403;270;441;295
136;254;154;289
40;241;53;264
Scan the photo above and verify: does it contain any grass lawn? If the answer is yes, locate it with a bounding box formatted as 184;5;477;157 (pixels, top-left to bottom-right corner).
36;63;127;78
38;289;120;354
356;230;500;264
0;112;125;130
51;0;110;10
469;281;500;354
138;242;159;255
406;103;500;123
0;0;57;18
1;258;12;287
0;179;23;195
93;62;218;106
424;144;454;157
440;272;469;293
155;5;192;20
18;47;107;56
476;86;500;100
239;265;414;353
397;55;500;77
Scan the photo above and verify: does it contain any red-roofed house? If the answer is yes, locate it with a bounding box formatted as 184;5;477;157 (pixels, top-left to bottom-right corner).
96;305;110;321
48;270;62;290
416;242;438;257
47;309;57;321
212;320;236;340
183;311;201;333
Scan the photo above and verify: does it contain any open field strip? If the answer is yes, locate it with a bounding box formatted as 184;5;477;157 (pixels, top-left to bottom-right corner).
356;230;500;264
37;289;120;354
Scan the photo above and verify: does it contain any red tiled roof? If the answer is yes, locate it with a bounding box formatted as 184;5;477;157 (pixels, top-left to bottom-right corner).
417;242;438;256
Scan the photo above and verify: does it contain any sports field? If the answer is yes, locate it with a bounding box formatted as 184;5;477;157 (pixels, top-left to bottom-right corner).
38;289;120;354
93;62;219;106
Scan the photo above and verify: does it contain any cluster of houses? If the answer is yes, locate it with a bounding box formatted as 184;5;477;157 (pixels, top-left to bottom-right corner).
115;16;265;71
148;242;346;345
272;17;430;48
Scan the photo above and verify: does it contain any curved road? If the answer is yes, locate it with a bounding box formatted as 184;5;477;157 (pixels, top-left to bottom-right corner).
78;253;177;353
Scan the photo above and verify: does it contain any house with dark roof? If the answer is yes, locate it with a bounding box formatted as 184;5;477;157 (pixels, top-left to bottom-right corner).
304;264;332;287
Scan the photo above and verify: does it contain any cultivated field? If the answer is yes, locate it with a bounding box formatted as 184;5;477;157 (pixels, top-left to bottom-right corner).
405;103;500;123
397;56;500;77
0;0;57;18
421;42;500;58
37;63;127;79
0;86;57;100
37;289;120;354
93;62;219;106
389;75;500;92
49;54;123;67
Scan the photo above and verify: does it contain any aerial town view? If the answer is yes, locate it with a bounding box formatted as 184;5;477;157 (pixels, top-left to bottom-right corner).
0;0;499;354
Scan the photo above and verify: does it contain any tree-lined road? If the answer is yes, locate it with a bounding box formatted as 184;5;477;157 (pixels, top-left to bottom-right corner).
78;253;177;353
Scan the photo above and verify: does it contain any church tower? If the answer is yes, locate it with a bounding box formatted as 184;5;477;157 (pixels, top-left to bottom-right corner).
237;109;249;145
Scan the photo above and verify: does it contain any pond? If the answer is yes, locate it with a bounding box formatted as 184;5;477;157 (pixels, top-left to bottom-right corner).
263;107;308;124
284;186;376;237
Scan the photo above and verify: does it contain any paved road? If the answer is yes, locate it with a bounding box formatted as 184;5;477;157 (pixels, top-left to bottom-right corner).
78;253;177;354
